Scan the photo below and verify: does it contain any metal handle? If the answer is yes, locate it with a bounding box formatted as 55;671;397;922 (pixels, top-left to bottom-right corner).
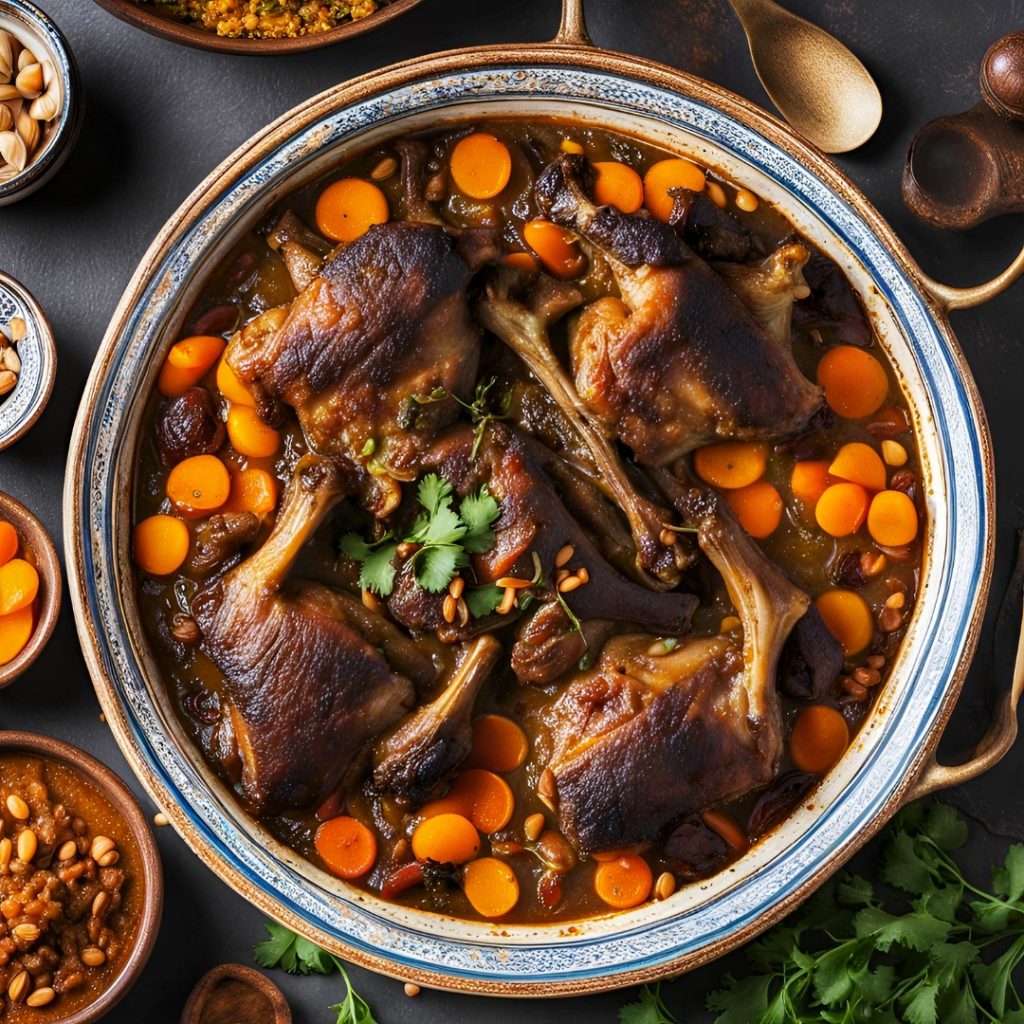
905;532;1024;802
916;243;1024;310
554;0;592;46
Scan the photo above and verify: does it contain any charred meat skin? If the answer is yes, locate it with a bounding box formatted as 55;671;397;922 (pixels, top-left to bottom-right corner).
156;387;225;465
535;154;823;465
193;455;429;816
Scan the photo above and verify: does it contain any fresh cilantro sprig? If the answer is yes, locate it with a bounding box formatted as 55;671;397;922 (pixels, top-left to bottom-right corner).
340;473;500;601
254;922;378;1024
619;982;681;1024
450;376;513;461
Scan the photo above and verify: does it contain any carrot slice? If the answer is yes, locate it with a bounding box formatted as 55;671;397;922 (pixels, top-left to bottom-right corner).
0;605;33;666
166;455;231;517
421;770;514;834
134;515;190;576
701;809;749;853
226;406;280;459
829;442;886;492
693;441;768;490
315;815;377;879
464;715;529;773
725;481;783;538
594;854;653;909
0;522;18;568
411;813;480;865
867;489;919;547
216;354;255;407
523;220;586;280
0;559;38;616
790;705;850;774
157;336;226;398
816;346;889;419
225;467;278;516
816;589;873;656
449;132;512;200
592;161;644;213
463;857;520;918
315;178;389;243
815;482;869;537
643;158;706;222
790;460;832;506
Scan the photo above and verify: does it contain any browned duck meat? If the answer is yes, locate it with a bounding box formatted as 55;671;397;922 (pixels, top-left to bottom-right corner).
225;222;487;516
265;210;332;292
541;487;808;853
372;636;501;805
193;455;436;815
534;154;823;465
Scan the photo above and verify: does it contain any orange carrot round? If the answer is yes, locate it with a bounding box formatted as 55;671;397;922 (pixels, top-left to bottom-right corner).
816;346;889;419
463;857;520;918
701;809;749;853
166;455;231;517
449;132;513;200
693;441;768;490
815;589;873;656
523;220;586;280
216;354;255;407
315;178;390;243
445;769;515;834
828;442;886;492
867;490;919;548
790;705;850;774
0;559;39;617
134;515;190;576
226;406;280;459
592;161;644;213
464;715;529;773
0;605;33;666
594;854;653;909
725;481;783;538
0;522;18;568
643;158;706;221
315;815;377;879
226;467;278;516
158;335;226;398
815;482;869;537
411;813;480;864
790;460;832;506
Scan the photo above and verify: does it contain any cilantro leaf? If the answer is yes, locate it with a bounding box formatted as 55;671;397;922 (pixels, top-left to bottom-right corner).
330;960;378;1024
619;983;679;1024
359;542;398;597
414;543;465;593
460;485;500;554
465;584;503;618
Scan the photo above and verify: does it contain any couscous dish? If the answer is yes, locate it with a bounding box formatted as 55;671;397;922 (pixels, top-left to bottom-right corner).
148;0;379;38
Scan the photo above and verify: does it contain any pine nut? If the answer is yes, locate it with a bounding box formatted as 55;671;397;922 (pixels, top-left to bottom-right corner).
861;552;887;577
881;440;908;467
721;615;742;633
404;982;421;997
448;576;464;599
555;568;569;584
524;813;545;842
655;871;676;901
26;987;55;1008
456;597;469;628
153;812;169;827
659;528;677;546
81;946;106;967
885;592;906;610
554;545;574;568
576;567;589;584
706;182;728;209
496;587;516;615
7;969;28;1002
371;156;398;181
5;795;28;820
495;576;532;589
735;187;759;212
557;574;582;593
90;836;116;861
57;840;77;861
442;594;456;623
91;891;110;918
9;317;26;343
97;850;120;867
361;588;381;613
0;838;11;871
16;829;36;863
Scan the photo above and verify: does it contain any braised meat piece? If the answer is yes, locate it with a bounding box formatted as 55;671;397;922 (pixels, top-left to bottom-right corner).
668;187;757;263
193;455;436;815
156;387;224;465
534;154;823;465
266;210;332;293
541;487;808;853
187;512;260;575
225;222;483;516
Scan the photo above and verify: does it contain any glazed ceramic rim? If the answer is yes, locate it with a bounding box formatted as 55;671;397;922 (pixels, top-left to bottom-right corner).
0;731;164;1022
64;46;993;995
0;0;81;204
0;270;57;451
89;0;421;55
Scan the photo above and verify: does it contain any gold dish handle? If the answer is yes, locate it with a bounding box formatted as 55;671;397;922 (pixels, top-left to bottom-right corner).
554;0;592;46
905;533;1024;802
916;243;1024;310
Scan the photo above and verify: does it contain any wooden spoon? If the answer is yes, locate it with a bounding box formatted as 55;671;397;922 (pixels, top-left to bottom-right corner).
180;964;291;1024
724;0;882;153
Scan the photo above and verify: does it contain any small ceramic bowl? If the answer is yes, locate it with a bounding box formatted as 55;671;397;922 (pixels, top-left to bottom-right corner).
0;489;61;688
0;0;82;206
0;731;163;1022
0;270;57;450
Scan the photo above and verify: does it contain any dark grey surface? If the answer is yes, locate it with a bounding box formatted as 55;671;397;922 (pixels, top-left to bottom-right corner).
2;0;1024;1020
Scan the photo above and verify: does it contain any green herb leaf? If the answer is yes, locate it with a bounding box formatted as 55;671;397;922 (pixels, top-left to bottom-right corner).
619;983;679;1024
414;543;466;593
253;922;333;976
460;485;501;554
329;959;379;1024
359;543;398;597
465;584;503;618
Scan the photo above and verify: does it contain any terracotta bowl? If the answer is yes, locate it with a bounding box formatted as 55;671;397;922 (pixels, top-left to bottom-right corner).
90;0;421;55
0;730;163;1022
0;490;61;689
64;0;1024;998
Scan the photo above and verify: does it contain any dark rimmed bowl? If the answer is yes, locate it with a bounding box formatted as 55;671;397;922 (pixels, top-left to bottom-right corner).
90;0;421;55
0;490;61;688
0;731;163;1022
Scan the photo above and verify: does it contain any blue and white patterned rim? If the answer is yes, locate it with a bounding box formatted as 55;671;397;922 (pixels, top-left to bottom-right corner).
0;273;54;448
71;66;987;986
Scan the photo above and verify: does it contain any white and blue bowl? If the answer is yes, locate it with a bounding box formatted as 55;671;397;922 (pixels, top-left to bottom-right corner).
64;33;1004;996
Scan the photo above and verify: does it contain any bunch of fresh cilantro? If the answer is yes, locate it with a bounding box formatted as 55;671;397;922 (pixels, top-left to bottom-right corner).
340;472;500;600
619;803;1024;1024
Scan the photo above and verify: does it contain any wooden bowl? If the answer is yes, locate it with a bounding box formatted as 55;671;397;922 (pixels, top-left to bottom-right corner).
0;730;164;1022
0;490;61;689
89;0;421;55
180;964;291;1024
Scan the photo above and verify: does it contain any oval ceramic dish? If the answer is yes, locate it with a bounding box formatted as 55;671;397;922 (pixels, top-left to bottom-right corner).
64;3;1024;997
